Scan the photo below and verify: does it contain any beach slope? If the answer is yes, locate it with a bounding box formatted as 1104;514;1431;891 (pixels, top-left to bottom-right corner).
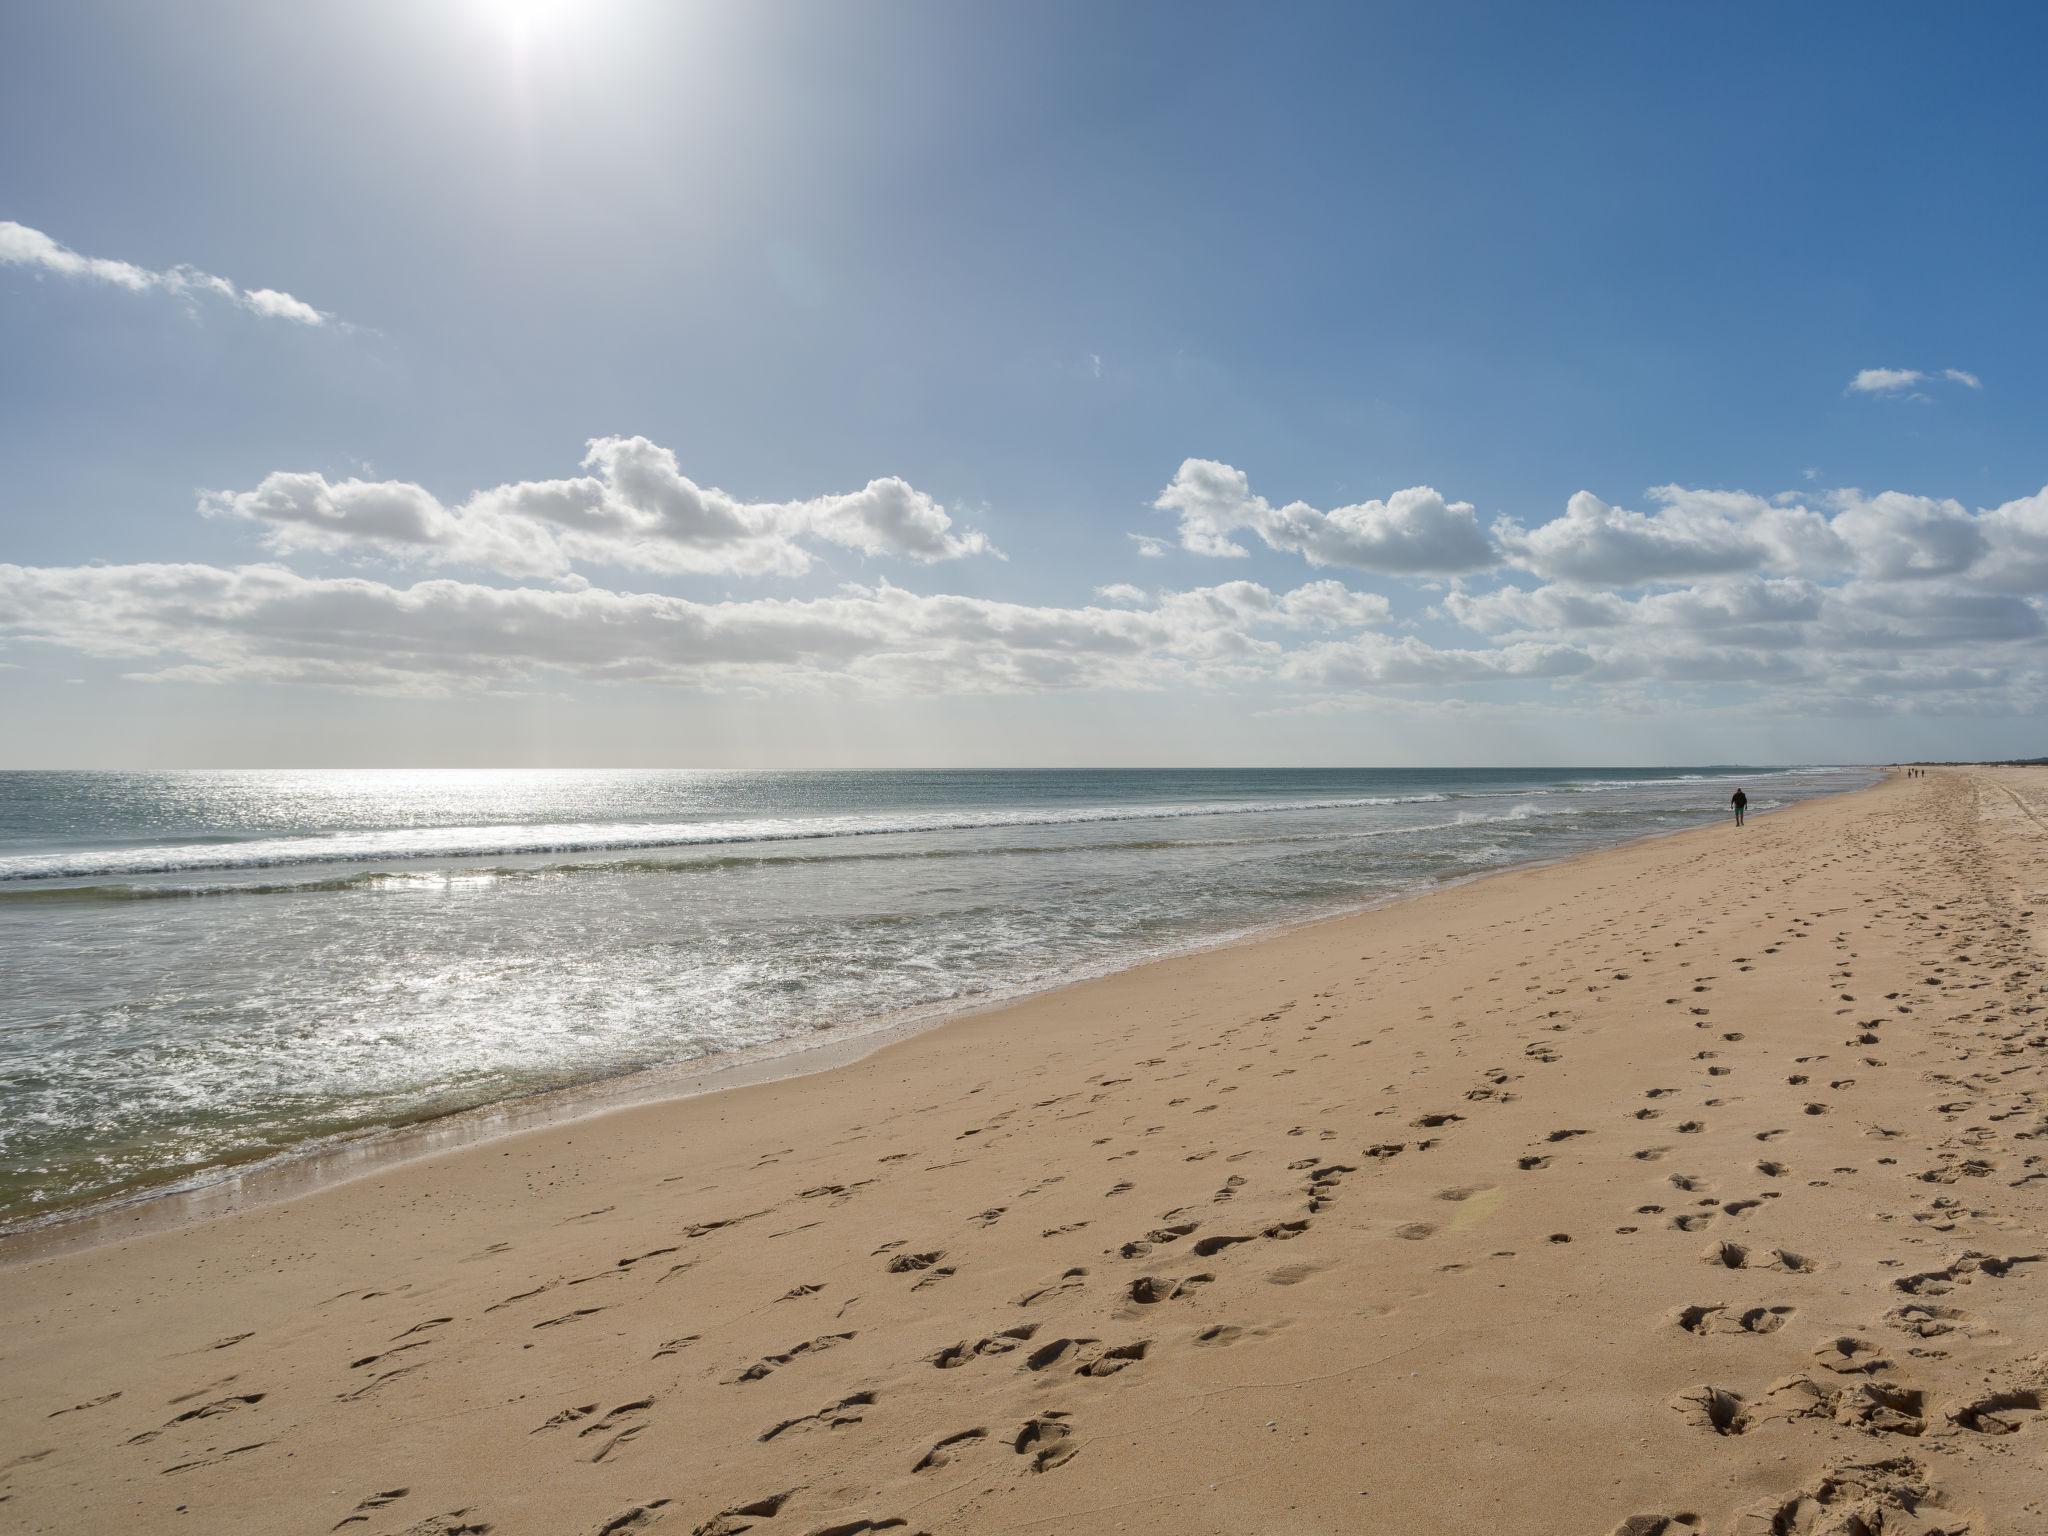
4;767;2046;1534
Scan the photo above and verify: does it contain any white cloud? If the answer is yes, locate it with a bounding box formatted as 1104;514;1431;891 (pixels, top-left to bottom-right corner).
202;436;997;580
1975;487;2048;595
1848;367;1924;394
1825;491;1984;580
1489;481;2048;592
0;219;338;327
1633;577;1826;632
1281;633;1596;689
1429;562;2045;716
1816;581;2043;650
1847;366;1980;396
1168;460;2047;607
1443;577;1824;640
10;449;2048;723
1493;490;1777;585
242;288;325;325
1152;459;1498;575
0;564;1394;698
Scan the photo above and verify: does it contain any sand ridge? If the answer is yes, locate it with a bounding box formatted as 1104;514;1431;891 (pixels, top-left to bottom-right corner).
2;767;2045;1534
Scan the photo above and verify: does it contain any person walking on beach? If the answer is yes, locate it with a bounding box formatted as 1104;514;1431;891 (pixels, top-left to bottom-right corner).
1730;788;1748;827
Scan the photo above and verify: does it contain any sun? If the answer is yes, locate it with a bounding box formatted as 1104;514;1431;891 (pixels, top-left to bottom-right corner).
473;0;574;49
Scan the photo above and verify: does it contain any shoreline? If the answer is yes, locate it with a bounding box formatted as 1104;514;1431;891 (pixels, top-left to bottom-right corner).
0;773;1880;1264
4;766;2044;1535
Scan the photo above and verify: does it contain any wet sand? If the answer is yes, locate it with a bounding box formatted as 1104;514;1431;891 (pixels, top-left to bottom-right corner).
3;766;2045;1535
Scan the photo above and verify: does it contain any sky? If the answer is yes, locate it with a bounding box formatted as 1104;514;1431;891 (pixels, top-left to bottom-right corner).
2;0;2045;768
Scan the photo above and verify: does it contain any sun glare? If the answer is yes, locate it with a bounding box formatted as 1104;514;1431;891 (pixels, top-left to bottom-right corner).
474;0;575;54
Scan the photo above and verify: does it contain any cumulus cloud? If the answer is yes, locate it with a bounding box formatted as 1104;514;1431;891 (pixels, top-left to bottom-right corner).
10;444;2048;722
1152;459;1497;574
1429;563;2045;716
1442;577;1824;640
202;436;997;580
1817;582;2043;650
1825;491;1984;580
0;219;338;327
1281;633;1596;689
1487;481;2048;594
1155;456;2048;617
1493;490;1769;585
0;565;1397;698
1489;487;1848;587
1975;487;2048;595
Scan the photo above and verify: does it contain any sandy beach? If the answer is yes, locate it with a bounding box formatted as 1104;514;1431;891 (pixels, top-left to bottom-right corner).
3;765;2044;1535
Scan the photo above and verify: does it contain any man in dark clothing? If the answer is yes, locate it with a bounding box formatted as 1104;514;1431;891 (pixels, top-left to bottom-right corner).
1731;788;1748;827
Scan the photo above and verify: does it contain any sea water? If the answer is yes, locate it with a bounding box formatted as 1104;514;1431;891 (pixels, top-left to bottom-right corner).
0;765;1875;1225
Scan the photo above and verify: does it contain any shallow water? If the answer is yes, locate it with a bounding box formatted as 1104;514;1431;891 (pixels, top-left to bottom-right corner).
0;765;1874;1223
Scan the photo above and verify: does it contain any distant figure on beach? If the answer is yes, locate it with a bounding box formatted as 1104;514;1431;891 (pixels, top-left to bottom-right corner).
1730;788;1748;827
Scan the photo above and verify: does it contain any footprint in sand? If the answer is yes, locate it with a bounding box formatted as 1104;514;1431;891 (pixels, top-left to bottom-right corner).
687;1490;792;1535
1015;1268;1088;1307
1670;1384;1749;1435
1013;1412;1079;1472
932;1324;1038;1368
1811;1336;1891;1375
1701;1241;1817;1272
1673;1304;1794;1335
727;1333;856;1384
1881;1302;1988;1340
1892;1251;2041;1296
913;1427;988;1472
1126;1273;1213;1304
1949;1389;2045;1435
332;1487;410;1529
758;1391;873;1444
1120;1222;1198;1258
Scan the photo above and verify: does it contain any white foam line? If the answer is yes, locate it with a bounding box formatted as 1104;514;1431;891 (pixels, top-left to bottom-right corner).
0;794;1464;881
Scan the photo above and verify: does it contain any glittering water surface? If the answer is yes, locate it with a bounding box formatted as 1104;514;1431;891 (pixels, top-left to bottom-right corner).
0;765;1873;1223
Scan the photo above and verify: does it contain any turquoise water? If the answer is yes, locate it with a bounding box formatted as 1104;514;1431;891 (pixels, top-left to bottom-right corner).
0;765;1874;1224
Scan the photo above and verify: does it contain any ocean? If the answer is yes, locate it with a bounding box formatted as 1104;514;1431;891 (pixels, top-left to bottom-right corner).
0;765;1875;1227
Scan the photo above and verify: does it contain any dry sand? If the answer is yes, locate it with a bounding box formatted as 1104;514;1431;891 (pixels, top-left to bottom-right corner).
4;766;2046;1536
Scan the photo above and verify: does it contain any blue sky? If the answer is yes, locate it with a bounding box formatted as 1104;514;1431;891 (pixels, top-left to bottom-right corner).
3;0;2045;766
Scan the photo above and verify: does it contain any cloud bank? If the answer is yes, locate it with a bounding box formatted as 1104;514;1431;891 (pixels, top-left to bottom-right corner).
1159;461;2048;596
0;566;1391;698
0;219;336;327
3;448;2044;722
